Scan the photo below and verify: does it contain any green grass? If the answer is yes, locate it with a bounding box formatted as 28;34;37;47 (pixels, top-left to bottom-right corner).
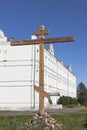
0;115;32;130
0;113;87;130
52;113;87;130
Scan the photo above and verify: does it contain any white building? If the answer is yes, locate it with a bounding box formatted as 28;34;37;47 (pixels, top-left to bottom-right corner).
0;29;76;110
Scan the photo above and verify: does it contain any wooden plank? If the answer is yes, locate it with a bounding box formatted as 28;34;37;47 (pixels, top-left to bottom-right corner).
39;42;44;115
42;36;75;43
11;36;74;46
34;25;49;36
11;39;40;46
35;30;49;35
34;85;50;99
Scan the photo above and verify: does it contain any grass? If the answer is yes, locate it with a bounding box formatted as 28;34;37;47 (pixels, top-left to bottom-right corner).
0;112;87;130
79;107;87;112
0;115;32;130
52;113;87;130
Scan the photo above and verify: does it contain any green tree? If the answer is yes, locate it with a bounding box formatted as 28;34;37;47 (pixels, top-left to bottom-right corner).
77;82;87;106
77;82;86;95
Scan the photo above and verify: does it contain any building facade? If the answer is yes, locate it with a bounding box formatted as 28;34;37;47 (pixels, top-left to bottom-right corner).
0;30;76;110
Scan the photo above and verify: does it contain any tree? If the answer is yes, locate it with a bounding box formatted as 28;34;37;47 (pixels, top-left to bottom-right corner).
77;82;86;95
77;82;87;106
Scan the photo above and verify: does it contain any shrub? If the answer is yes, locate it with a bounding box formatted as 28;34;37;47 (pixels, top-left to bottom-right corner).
57;96;78;106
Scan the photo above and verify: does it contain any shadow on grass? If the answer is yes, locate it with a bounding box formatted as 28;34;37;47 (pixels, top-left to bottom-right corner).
83;123;87;128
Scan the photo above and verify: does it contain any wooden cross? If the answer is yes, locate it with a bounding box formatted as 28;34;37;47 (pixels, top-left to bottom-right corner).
11;25;74;116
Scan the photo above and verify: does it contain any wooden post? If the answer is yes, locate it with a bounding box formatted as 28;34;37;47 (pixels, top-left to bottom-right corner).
39;42;44;115
37;25;46;115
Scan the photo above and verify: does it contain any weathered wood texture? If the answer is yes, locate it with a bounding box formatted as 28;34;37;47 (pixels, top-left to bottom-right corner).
11;36;74;46
38;25;46;116
34;85;50;99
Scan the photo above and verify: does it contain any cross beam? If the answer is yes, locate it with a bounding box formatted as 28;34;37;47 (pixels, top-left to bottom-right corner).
11;37;74;46
34;85;50;99
10;25;75;116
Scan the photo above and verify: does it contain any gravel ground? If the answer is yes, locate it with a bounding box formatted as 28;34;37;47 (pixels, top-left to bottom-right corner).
0;107;83;116
46;107;83;115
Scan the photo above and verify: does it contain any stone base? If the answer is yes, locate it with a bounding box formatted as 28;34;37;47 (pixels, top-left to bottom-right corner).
24;112;64;130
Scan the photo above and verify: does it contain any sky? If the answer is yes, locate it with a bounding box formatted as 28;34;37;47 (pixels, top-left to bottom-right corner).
0;0;87;87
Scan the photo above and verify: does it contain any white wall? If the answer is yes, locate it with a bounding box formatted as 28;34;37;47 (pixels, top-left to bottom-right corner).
0;36;76;110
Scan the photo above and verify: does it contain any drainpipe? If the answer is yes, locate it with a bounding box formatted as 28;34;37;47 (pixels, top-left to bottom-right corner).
31;35;37;109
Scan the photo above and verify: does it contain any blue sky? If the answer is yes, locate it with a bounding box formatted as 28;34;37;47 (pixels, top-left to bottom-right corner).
0;0;87;86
